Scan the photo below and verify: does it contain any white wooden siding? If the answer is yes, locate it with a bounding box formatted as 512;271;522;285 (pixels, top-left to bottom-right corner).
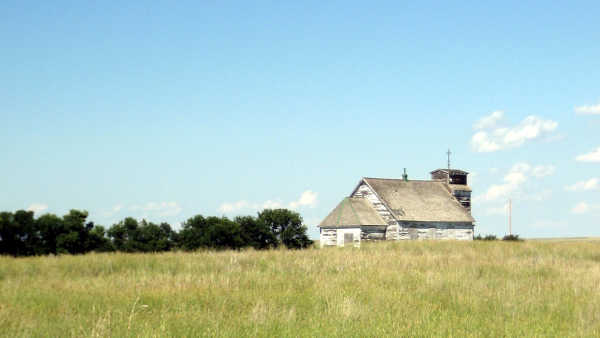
320;228;361;247
337;228;361;247
319;228;337;247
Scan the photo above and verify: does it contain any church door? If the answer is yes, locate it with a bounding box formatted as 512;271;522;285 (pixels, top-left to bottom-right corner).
344;233;354;247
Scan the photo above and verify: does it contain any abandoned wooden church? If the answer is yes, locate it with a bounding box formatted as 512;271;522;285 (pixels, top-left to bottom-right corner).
319;168;474;247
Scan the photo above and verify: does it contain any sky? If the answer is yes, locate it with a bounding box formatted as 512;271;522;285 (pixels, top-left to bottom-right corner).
2;1;599;239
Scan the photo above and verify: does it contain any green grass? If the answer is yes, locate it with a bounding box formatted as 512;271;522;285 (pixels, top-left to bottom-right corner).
1;240;600;337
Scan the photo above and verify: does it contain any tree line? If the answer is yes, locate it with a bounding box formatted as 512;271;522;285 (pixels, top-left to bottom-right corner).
474;234;522;241
0;208;312;256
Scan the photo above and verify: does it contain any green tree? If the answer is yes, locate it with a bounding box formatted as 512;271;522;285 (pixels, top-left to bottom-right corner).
161;222;179;248
0;210;43;255
87;225;113;252
0;211;22;256
177;215;208;250
235;215;276;250
36;213;65;254
107;217;139;252
137;220;175;252
206;217;244;249
107;218;176;252
257;209;311;249
178;215;244;250
57;210;91;254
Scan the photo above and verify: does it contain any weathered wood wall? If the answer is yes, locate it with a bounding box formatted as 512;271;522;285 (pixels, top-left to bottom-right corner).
360;226;386;240
319;228;361;247
451;189;472;211
351;183;395;225
319;228;337;247
431;171;449;181
400;222;473;240
320;222;473;245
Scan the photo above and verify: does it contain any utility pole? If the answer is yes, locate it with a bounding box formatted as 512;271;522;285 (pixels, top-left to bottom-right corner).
508;199;512;236
446;149;452;184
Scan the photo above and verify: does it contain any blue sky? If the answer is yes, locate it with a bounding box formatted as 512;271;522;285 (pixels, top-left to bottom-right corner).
2;1;599;239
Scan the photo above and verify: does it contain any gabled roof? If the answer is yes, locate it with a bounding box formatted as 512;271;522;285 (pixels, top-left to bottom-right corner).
362;178;474;223
319;197;387;228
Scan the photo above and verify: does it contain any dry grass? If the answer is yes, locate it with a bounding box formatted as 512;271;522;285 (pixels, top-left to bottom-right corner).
1;240;600;337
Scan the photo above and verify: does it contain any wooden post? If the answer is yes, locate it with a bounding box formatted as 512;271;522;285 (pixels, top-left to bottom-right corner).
446;149;451;184
508;199;512;236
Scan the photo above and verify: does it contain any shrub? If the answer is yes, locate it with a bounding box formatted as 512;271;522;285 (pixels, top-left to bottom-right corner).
474;234;497;241
502;234;522;241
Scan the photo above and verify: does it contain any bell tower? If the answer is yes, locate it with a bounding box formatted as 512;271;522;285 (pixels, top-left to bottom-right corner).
430;150;471;212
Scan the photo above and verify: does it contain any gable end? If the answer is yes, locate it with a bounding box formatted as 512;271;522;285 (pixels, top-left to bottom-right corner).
350;179;396;225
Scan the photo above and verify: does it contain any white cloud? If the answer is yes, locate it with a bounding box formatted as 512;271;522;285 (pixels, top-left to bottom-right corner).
217;200;249;213
27;203;48;214
262;200;283;209
575;147;600;163
171;221;182;230
476;163;554;202
531;165;556;178
102;204;125;218
523;189;552;201
566;178;600;191
478;163;530;202
571;202;591;214
218;190;318;214
288;190;318;209
575;103;600;115
130;201;182;217
473;110;504;130
485;204;509;215
471;131;501;152
503;116;558;147
471;113;558;153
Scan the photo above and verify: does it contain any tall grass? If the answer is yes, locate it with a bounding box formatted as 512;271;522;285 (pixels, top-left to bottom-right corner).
1;240;600;337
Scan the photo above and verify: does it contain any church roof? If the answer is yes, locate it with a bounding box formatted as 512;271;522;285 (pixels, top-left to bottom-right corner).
319;197;387;227
362;178;474;223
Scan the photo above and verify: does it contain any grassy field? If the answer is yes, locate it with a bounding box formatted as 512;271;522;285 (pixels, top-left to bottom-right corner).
1;240;600;337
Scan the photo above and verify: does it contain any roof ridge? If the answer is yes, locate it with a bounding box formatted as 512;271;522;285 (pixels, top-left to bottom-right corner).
430;168;469;174
364;177;444;183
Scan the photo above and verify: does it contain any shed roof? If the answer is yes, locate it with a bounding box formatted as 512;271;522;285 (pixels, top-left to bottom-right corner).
319;197;387;228
431;169;469;175
362;178;474;223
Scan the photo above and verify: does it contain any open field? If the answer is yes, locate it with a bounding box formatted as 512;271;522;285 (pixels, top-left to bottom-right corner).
526;237;600;242
1;240;600;337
